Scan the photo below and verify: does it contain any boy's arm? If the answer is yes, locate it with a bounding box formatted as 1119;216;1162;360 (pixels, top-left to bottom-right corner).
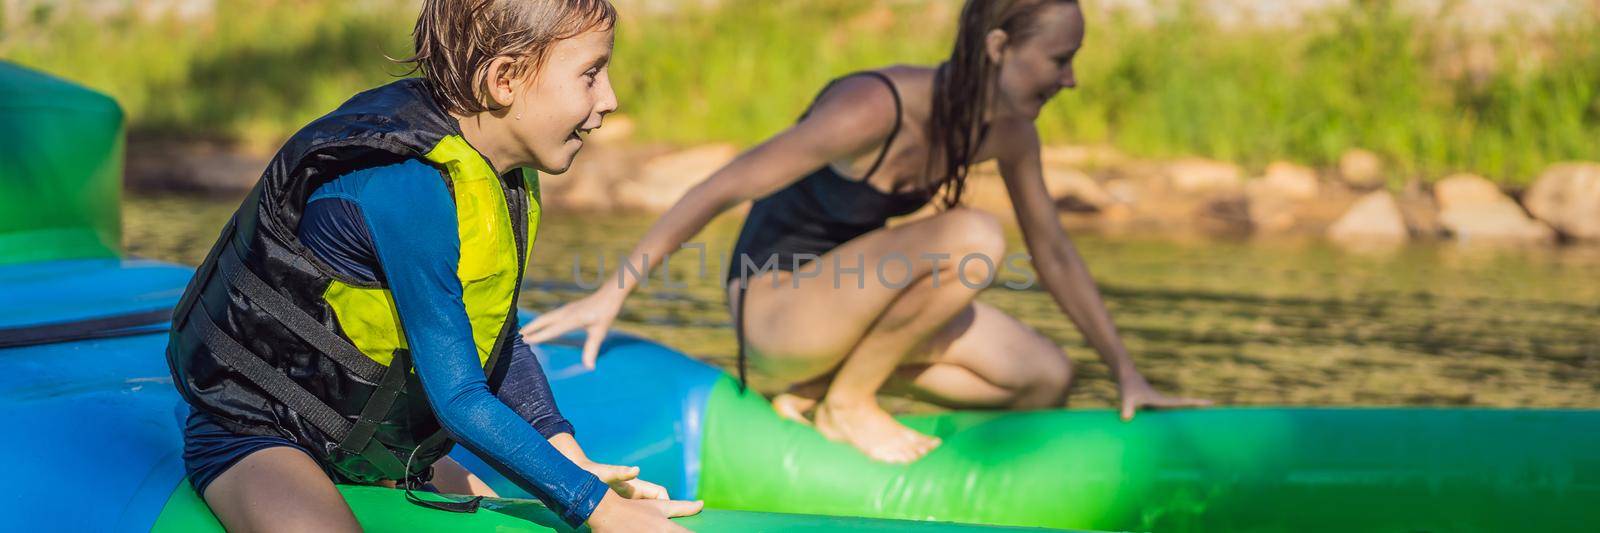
356;161;606;527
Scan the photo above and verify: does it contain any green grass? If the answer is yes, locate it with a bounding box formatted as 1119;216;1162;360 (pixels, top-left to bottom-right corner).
5;0;1598;184
1;0;416;146
1051;2;1600;185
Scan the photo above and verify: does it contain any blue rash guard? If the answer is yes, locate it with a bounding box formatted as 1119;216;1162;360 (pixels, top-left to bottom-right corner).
308;160;606;526
181;159;606;528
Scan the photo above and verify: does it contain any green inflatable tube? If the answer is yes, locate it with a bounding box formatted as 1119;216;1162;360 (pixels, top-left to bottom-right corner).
0;62;123;265
150;484;1064;532
696;378;1600;532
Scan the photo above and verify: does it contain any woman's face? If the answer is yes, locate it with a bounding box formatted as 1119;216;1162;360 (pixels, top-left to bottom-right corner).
991;3;1084;120
505;27;618;174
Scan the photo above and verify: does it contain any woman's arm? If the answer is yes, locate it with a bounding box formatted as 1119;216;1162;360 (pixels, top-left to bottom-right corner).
995;123;1209;420
521;76;905;366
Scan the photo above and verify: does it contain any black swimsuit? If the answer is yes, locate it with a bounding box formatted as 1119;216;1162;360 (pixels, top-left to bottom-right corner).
727;72;937;389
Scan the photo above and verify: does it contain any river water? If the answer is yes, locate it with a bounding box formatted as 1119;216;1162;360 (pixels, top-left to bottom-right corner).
125;192;1600;409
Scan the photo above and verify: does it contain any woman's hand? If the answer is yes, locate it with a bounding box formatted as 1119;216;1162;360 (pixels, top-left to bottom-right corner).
520;289;626;369
586;489;702;533
1117;371;1212;422
580;461;670;501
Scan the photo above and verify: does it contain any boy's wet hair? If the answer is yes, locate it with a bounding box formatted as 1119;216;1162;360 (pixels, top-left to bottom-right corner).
399;0;617;115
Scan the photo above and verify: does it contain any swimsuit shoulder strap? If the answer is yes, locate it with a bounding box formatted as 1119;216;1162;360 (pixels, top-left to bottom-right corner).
851;71;903;182
797;71;905;183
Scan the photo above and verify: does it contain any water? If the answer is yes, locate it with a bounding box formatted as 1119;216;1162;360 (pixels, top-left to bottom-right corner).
125;192;1600;409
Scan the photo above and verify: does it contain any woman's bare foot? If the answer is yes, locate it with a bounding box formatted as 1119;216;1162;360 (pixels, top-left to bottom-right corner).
771;392;818;426
770;377;830;426
813;400;941;463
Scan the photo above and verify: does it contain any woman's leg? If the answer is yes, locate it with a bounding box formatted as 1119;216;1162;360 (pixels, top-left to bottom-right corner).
735;208;1007;462
893;301;1074;409
772;302;1074;413
202;447;361;533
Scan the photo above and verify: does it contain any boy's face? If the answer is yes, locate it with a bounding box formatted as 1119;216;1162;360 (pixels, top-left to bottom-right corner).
509;27;617;174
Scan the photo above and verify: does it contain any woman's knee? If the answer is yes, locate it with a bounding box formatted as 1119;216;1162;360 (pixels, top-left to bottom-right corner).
930;208;1007;266
1015;351;1073;408
1040;354;1074;393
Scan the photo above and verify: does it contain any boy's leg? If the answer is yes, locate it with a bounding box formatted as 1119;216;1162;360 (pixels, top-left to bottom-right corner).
202;447;361;533
430;456;500;497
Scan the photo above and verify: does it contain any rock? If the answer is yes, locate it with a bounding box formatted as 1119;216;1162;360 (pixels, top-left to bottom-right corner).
1338;149;1386;189
1043;168;1117;212
1104;179;1140;205
1094;166;1188;231
1433;173;1507;210
1240;162;1319;233
124;139;269;193
1433;173;1555;243
616;144;737;212
1040;144;1127;170
959;175;1009;216
1195;193;1253;235
1247;194;1297;233
1396;179;1444;238
549;169;616;211
950;164;1119;217
1165;157;1243;193
1091;160;1235;232
955;161;1009;215
542;142;658;210
1328;190;1409;243
1524;162;1600;240
1099;203;1135;224
1277;180;1363;235
586;114;635;144
1255;161;1319;200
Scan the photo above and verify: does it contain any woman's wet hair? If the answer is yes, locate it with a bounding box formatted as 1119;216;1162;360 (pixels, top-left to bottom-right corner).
399;0;617;115
928;0;1078;208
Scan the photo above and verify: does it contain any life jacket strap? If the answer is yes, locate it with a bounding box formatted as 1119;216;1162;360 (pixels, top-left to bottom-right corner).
188;303;354;445
217;255;385;382
339;348;417;479
401;431;481;514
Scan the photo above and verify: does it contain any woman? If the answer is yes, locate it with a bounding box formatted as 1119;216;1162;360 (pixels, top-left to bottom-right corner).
522;0;1209;464
165;1;699;531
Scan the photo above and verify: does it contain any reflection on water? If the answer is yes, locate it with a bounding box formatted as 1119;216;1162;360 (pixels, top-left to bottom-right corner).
126;192;1600;409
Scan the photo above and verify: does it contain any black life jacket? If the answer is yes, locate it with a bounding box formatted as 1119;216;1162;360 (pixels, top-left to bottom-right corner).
167;79;541;485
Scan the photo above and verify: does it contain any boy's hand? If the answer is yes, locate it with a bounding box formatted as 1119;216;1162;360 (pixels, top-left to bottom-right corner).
586;490;701;533
581;461;670;500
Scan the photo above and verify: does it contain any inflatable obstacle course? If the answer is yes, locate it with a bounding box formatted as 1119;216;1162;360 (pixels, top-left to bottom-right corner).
0;61;123;265
503;334;1600;532
0;258;1061;532
0;61;1059;533
151;482;1058;532
4;61;1598;533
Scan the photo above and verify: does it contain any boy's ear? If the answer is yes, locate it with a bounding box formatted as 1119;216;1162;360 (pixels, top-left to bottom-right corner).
482;56;521;110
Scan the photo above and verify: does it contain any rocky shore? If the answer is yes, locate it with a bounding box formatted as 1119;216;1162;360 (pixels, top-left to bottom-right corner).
130;117;1598;249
